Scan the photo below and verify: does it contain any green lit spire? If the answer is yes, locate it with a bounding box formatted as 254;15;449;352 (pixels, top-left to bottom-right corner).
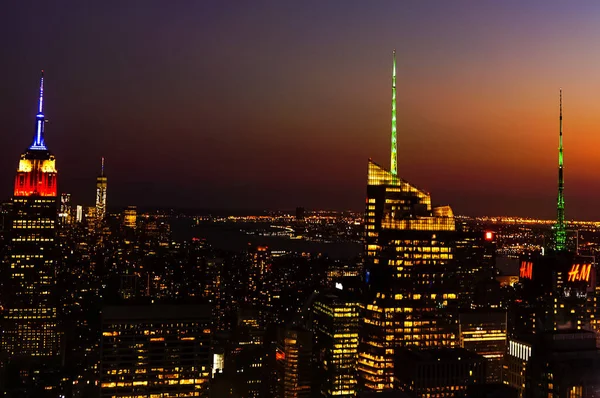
555;88;566;251
390;50;397;176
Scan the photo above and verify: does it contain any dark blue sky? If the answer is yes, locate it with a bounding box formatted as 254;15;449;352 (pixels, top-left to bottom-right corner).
2;1;600;218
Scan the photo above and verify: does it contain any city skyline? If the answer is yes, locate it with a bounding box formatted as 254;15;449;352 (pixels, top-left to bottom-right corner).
4;2;600;218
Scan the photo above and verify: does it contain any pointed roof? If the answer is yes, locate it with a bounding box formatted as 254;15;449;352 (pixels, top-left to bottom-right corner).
390;50;397;176
29;70;47;150
555;88;566;251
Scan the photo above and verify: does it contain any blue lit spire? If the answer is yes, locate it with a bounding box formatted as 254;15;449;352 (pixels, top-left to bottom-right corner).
29;70;47;150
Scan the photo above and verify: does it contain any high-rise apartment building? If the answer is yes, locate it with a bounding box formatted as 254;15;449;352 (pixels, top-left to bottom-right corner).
311;291;360;397
96;157;107;222
99;304;212;397
203;257;225;331
1;72;61;392
248;245;273;327
358;52;459;391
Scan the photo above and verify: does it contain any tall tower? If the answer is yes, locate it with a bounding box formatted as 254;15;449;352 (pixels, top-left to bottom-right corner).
390;50;398;176
555;89;566;251
96;157;107;222
359;55;458;391
1;72;60;389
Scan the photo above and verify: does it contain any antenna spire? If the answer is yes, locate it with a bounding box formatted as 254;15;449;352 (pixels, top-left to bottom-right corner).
390;50;397;176
30;70;47;150
555;88;566;251
101;157;105;177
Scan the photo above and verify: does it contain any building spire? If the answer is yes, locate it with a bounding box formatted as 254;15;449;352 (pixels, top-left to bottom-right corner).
101;157;105;177
390;50;397;176
555;88;566;251
30;70;47;150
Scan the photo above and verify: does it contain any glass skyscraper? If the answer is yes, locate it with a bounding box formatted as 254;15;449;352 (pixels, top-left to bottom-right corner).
357;54;459;391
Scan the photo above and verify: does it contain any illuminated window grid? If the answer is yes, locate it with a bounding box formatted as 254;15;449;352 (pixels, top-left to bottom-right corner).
100;305;211;398
312;296;360;397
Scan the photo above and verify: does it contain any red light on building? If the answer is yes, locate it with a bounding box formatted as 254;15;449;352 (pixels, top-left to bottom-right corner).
485;232;493;241
276;349;285;361
568;263;592;283
520;261;533;279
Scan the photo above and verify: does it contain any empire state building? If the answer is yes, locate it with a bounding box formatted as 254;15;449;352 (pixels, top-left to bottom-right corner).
1;72;60;372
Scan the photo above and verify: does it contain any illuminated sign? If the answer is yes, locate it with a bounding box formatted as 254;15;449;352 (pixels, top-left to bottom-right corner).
335;282;343;290
520;261;533;279
568;263;592;283
485;231;493;241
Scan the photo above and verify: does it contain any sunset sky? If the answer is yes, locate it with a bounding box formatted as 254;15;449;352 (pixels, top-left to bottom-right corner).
2;1;600;218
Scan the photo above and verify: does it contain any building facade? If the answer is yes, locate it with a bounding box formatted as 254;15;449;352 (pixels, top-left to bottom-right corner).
99;304;212;397
276;327;312;398
311;292;360;397
96;157;107;222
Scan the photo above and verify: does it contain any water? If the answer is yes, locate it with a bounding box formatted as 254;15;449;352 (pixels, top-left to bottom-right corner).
171;219;361;259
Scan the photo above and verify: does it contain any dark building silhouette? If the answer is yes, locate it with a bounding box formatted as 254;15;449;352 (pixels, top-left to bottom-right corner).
394;348;486;397
504;330;600;398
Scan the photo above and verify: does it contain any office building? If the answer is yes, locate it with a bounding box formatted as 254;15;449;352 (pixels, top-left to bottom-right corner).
504;330;600;398
59;192;72;226
358;51;459;391
96;157;107;222
459;310;507;382
503;337;533;398
1;72;61;394
99;304;212;397
276;326;312;398
123;205;137;228
311;291;360;397
76;204;83;223
394;348;486;398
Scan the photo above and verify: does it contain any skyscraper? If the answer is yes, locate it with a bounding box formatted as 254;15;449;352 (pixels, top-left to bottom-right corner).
96;157;107;223
1;71;61;391
123;205;137;228
59;193;72;226
358;53;459;391
311;291;360;397
276;326;312;398
247;244;273;328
